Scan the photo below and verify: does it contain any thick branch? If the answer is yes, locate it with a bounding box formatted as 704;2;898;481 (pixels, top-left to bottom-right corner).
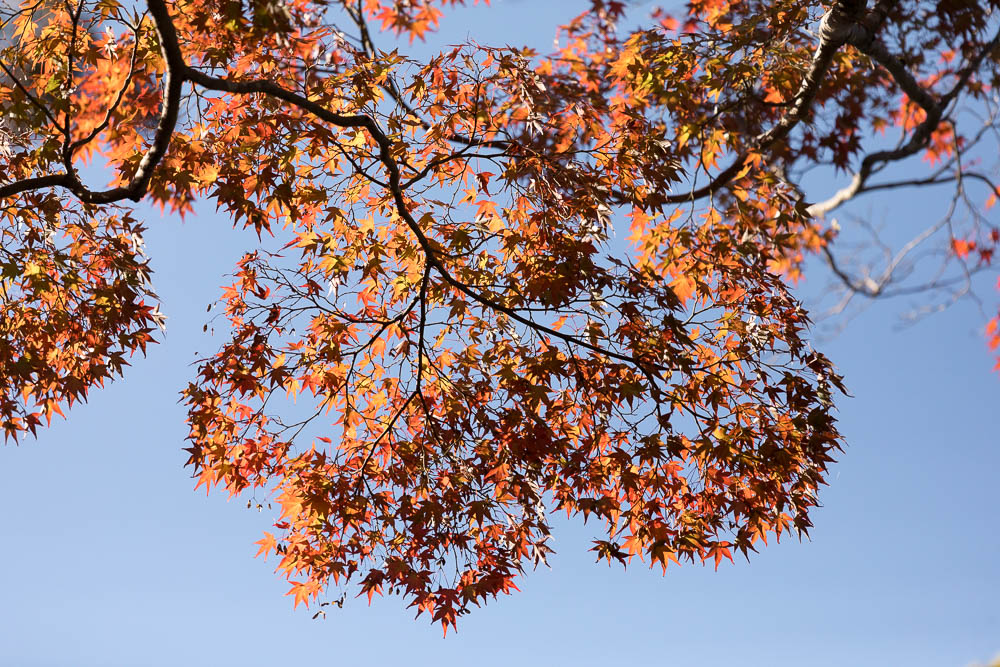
809;24;1000;217
660;0;872;205
0;0;182;203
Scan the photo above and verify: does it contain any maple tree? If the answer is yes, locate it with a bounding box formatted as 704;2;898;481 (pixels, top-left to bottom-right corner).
1;0;998;632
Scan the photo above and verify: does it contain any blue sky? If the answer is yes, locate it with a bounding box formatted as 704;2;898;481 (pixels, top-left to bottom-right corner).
1;1;998;665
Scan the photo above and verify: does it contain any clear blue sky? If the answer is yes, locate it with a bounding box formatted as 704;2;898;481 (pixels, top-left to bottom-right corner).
1;2;998;665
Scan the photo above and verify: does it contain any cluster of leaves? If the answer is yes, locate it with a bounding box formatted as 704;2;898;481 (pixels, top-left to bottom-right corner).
0;4;164;440
0;198;159;440
1;0;998;633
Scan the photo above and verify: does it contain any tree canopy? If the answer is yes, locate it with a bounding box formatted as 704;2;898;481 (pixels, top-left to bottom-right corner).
1;0;997;632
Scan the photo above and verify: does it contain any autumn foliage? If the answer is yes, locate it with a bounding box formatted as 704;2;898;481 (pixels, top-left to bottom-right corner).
2;0;998;632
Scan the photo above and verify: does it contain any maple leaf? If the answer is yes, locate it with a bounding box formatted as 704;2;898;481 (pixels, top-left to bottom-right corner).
254;532;278;559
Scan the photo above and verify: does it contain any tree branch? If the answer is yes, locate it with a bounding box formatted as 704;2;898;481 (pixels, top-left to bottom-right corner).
0;0;182;203
809;23;1000;218
658;0;873;205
